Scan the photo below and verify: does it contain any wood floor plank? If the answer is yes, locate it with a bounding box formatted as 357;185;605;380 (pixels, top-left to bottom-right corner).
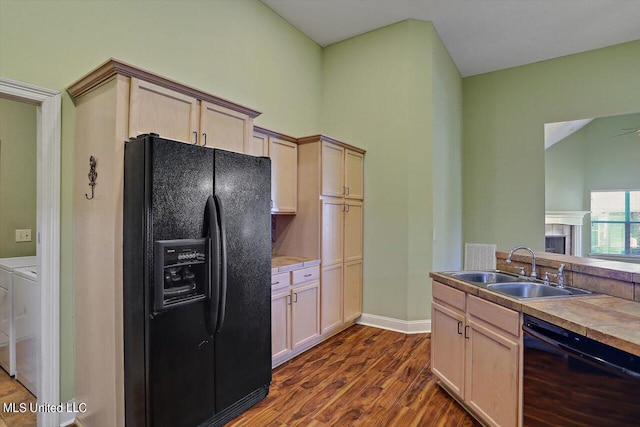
226;325;480;427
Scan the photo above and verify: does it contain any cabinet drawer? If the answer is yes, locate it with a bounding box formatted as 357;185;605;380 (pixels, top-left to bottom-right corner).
467;294;519;337
433;281;465;312
292;266;320;286
271;272;290;292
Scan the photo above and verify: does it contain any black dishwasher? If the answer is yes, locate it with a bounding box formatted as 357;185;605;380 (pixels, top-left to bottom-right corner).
523;314;640;426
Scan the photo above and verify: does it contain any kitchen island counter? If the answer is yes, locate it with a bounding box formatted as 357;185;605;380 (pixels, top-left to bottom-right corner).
430;271;640;357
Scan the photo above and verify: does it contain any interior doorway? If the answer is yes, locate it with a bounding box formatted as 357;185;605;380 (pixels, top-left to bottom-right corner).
0;77;61;427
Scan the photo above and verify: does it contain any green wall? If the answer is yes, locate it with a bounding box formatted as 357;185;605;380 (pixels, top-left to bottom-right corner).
546;112;640;255
545;131;585;211
463;40;640;254
0;98;37;258
322;20;462;322
0;0;323;402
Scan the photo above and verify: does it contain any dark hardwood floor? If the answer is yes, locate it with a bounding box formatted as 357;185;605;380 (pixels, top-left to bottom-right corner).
0;367;36;426
0;325;478;426
228;325;480;427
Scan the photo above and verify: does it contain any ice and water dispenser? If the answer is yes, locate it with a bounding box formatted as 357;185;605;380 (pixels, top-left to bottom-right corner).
154;238;208;311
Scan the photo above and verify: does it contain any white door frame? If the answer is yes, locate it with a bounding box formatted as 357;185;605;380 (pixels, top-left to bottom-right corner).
0;77;61;427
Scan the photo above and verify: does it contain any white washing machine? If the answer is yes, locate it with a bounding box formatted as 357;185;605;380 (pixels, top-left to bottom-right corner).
0;256;36;376
13;266;38;396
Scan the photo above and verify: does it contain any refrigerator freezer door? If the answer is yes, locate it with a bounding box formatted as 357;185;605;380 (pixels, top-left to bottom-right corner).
212;149;272;414
124;136;217;427
148;139;216;427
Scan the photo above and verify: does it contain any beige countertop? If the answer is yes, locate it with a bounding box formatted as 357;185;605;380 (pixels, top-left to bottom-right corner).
271;255;321;274
430;272;640;357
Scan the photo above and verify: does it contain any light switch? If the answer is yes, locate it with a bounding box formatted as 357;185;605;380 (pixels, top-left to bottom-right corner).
15;229;32;242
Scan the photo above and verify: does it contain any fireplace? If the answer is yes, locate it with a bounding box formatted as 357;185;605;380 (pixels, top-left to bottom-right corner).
545;211;589;257
545;235;567;254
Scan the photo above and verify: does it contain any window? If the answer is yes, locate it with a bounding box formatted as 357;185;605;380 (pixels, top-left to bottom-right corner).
590;190;640;256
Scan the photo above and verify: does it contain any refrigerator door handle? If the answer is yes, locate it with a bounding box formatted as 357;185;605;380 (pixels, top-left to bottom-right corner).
205;196;219;335
214;194;228;332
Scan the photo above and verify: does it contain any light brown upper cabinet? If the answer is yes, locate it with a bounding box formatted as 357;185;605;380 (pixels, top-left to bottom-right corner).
321;142;345;197
247;130;269;157
345;150;364;199
199;101;251;153
129;78;199;143
127;70;258;150
269;138;297;214
276;135;365;337
253;127;298;214
67;59;261;426
321;141;364;200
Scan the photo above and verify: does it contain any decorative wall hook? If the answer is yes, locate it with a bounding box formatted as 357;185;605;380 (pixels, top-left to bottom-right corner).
85;156;97;200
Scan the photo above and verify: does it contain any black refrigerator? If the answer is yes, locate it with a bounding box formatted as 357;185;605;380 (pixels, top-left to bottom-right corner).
123;134;272;427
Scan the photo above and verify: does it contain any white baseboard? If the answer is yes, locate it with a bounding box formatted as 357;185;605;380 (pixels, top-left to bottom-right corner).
59;399;78;427
357;313;431;334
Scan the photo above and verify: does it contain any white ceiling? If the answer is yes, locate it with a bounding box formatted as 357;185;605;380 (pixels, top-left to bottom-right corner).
261;0;640;77
544;118;593;149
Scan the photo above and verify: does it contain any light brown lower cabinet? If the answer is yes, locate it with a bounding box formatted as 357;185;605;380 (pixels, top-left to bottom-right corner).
343;260;363;323
431;281;521;427
271;267;320;367
320;264;343;334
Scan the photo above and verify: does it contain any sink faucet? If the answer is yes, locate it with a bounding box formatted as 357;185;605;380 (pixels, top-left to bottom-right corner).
543;263;566;288
506;246;537;280
557;263;565;288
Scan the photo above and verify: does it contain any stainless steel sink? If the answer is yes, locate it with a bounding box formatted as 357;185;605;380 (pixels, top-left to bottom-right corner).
450;271;518;284
486;282;592;299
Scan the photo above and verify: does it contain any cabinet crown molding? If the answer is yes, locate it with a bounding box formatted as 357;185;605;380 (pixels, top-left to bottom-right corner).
253;126;298;143
66;58;261;118
297;134;366;154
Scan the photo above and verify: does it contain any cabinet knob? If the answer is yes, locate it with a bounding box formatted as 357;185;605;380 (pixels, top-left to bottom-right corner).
193;131;198;145
286;294;291;305
293;292;298;303
202;133;207;147
457;321;463;335
346;186;350;196
464;325;470;339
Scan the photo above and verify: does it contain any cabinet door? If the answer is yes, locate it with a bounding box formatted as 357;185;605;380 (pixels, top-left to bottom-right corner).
291;282;320;349
344;201;363;263
248;131;269;157
322;199;344;267
0;286;8;336
466;319;519;427
270;138;298;214
129;78;198;143
321;264;343;334
431;301;466;398
345;149;364;200
321;141;345;197
271;290;291;362
199;101;250;153
343;260;362;322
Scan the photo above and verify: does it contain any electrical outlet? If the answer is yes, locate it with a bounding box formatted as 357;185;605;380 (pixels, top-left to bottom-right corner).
15;229;32;242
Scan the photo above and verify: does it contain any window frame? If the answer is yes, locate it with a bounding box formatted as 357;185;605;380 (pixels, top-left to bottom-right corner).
590;190;640;257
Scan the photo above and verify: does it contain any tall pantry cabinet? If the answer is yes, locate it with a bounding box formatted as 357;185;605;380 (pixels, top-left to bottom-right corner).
276;135;365;336
67;59;260;427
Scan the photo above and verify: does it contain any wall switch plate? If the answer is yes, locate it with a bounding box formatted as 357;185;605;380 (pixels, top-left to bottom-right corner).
15;229;32;242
